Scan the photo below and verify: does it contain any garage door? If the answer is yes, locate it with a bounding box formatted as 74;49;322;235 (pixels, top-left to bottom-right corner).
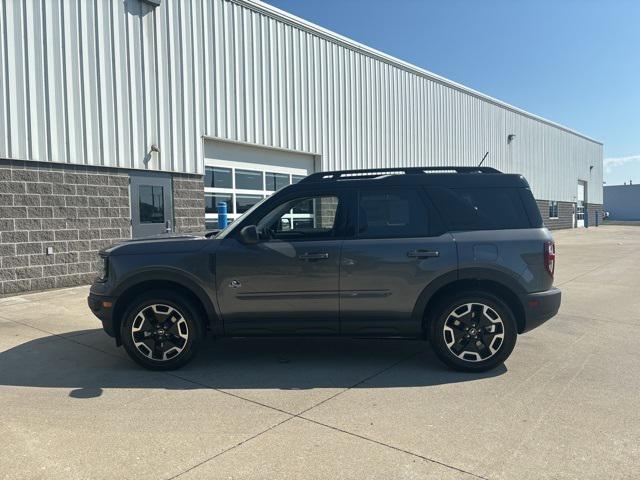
203;140;316;229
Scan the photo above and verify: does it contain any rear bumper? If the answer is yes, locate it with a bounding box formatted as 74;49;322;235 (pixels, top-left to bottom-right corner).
519;287;561;333
87;292;116;338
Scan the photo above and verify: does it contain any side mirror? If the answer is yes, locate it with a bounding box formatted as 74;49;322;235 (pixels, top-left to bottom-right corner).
239;225;259;245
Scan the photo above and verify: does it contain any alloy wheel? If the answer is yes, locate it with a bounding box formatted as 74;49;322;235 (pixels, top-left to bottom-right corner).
442;302;505;362
131;304;189;361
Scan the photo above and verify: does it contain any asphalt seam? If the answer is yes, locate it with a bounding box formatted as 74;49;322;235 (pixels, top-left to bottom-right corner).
298;416;490;480
166;348;489;480
164;415;297;480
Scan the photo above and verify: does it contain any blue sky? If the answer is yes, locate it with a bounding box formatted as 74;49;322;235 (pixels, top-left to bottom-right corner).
264;0;640;185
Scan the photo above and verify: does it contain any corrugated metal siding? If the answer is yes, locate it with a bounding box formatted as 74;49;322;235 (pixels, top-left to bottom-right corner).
0;0;603;203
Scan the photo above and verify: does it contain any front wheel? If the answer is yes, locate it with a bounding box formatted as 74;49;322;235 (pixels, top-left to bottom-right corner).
120;290;203;370
430;292;517;372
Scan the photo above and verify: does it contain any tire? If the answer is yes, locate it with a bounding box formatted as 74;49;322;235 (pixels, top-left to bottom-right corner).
429;291;517;372
120;290;203;370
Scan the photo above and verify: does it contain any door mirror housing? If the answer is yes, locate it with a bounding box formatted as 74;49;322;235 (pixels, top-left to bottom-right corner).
239;225;260;245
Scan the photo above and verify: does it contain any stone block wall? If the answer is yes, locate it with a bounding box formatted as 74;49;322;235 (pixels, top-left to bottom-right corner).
172;174;205;234
0;159;131;295
536;199;605;230
536;200;575;230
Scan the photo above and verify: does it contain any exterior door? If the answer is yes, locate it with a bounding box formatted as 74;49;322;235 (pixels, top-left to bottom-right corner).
130;172;173;238
576;181;586;228
339;187;457;336
216;192;346;335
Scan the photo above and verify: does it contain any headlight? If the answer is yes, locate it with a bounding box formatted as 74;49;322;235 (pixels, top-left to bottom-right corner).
96;255;109;282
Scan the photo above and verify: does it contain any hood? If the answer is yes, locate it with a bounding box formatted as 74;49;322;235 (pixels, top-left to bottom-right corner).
102;233;212;256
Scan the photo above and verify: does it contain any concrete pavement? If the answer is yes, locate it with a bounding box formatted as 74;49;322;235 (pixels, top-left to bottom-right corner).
0;225;639;479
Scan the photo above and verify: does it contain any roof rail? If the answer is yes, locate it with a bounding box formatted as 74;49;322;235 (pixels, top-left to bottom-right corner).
299;166;501;183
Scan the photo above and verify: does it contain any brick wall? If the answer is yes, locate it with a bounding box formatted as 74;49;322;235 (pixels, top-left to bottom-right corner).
536;200;575;230
0;159;131;295
536;199;605;230
172;174;205;234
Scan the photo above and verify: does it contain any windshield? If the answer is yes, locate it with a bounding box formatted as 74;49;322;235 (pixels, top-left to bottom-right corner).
215;195;271;239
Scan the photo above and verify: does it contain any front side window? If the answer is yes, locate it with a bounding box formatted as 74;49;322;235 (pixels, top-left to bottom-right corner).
257;195;340;240
358;189;429;238
139;185;165;224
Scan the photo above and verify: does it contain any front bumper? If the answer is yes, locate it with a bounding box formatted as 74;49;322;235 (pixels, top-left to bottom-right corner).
87;292;116;338
519;287;561;333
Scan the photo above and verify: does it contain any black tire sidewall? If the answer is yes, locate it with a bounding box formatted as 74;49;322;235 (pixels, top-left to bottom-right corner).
430;291;517;372
120;290;202;370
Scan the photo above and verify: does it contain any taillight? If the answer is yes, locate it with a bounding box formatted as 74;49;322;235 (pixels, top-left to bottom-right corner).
544;241;555;277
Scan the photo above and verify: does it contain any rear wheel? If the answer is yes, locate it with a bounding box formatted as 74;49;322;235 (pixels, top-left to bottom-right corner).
120;290;202;370
430;292;517;372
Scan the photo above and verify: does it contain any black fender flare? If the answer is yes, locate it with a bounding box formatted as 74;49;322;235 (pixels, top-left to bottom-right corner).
411;267;526;326
112;267;221;334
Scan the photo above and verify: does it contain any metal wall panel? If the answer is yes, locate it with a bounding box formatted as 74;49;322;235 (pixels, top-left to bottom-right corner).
0;0;603;203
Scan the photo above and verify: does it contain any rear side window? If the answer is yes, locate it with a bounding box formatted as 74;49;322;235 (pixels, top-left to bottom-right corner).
358;189;429;238
427;187;531;231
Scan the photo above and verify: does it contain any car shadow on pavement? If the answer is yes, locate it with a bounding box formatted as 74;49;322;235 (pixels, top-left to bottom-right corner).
0;329;506;398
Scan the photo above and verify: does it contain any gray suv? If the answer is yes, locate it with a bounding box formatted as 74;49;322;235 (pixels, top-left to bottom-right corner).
88;167;560;372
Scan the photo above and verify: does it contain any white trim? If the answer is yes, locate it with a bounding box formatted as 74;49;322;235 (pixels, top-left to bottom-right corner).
202;134;322;157
232;0;602;146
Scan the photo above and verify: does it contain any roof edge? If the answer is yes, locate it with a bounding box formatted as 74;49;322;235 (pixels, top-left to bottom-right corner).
236;0;603;146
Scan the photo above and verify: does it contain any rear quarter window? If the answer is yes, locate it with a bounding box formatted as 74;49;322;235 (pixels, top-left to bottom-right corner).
427;187;533;231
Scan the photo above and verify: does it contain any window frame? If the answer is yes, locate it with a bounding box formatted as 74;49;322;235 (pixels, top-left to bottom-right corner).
548;200;559;219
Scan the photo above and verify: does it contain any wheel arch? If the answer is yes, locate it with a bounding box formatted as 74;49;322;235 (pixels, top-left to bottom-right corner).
413;269;526;337
112;272;221;345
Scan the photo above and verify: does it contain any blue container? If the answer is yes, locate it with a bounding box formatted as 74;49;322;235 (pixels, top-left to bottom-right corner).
217;201;228;229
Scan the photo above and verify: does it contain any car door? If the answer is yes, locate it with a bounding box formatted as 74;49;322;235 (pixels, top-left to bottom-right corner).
216;191;348;335
339;187;457;336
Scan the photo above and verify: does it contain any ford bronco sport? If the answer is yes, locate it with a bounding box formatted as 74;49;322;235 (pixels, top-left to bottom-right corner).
88;166;561;372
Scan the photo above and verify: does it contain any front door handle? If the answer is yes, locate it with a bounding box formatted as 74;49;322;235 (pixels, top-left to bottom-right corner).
298;252;329;260
407;249;439;258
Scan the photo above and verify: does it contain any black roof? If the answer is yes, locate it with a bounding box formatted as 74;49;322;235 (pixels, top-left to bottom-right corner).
291;166;530;190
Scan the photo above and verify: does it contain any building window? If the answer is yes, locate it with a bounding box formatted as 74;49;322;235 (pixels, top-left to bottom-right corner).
205;193;233;214
549;201;559;219
236;194;264;214
204;162;309;230
265;172;290;191
235;169;263;190
204;166;232;189
139;185;165;224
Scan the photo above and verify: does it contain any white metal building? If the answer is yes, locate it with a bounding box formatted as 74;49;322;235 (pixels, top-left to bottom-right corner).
0;0;603;293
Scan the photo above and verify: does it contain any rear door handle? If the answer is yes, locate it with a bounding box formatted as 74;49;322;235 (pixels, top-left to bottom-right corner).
298;252;329;260
407;249;439;258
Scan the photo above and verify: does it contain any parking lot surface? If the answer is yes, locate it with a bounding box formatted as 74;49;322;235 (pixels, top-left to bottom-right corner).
1;225;639;479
